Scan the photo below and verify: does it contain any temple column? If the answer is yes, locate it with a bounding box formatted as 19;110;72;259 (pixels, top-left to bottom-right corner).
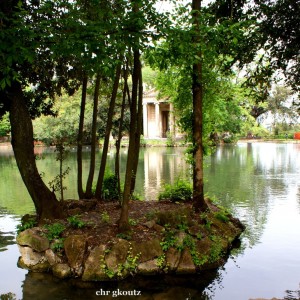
143;103;148;138
155;102;160;137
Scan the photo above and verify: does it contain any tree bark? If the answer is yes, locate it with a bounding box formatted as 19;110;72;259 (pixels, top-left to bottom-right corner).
85;74;101;198
130;65;143;196
95;64;121;198
115;72;129;202
77;75;88;199
8;81;64;221
119;50;141;232
192;0;208;212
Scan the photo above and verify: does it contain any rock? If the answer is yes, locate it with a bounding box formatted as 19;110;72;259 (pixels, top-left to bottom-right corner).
176;231;187;246
64;235;87;274
45;249;61;266
18;245;46;267
166;247;181;271
17;254;50;272
131;239;163;263
176;249;196;274
82;245;108;281
105;239;130;273
195;237;212;255
137;259;160;275
143;220;156;229
188;225;202;237
17;228;49;252
153;224;164;232
52;263;72;279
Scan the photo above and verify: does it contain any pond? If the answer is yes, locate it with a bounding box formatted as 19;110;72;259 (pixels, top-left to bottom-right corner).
0;143;300;299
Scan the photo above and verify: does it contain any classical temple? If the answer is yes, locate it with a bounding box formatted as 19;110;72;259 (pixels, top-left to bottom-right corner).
142;89;180;139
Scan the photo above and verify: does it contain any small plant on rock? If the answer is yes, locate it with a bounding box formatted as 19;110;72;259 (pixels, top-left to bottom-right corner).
51;238;65;252
16;216;37;234
67;215;86;229
44;223;65;240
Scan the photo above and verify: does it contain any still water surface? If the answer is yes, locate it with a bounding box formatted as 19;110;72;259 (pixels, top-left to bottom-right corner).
0;143;300;299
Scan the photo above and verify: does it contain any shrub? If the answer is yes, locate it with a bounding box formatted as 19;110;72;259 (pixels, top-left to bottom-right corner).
102;171;120;202
158;178;192;202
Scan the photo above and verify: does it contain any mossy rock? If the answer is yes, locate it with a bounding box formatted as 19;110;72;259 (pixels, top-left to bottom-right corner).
17;228;49;252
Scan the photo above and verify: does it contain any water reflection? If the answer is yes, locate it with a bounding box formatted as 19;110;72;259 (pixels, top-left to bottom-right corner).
0;208;15;252
1;143;300;299
20;270;222;300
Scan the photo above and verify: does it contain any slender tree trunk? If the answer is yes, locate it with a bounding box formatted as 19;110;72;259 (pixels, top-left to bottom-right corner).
130;66;143;195
8;81;64;221
119;50;141;232
95;64;122;198
192;0;208;212
77;75;88;199
59;144;64;201
115;73;129;202
85;74;101;198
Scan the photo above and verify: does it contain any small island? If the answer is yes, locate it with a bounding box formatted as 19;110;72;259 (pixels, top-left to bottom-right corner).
16;198;244;282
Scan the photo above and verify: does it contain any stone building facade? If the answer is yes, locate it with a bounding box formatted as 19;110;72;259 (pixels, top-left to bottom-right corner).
142;89;180;139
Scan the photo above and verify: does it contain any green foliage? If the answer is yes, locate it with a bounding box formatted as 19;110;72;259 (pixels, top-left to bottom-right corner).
33;90;92;145
182;235;202;266
102;171;120;202
116;232;132;241
123;245;141;274
160;225;177;251
214;210;230;223
0;292;17;300
158;178;192;202
100;255;116;279
100;244;141;279
156;254;166;270
67;215;86;229
48;144;70;201
51;238;65;252
200;212;213;231
44;223;65;240
130;192;142;201
128;218;137;226
48;168;70;198
209;236;224;263
101;211;110;224
0;113;10;136
166;131;175;147
140;135;147;147
16;216;37;234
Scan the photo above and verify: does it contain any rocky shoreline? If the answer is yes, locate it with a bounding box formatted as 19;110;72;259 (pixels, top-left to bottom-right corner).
16;199;245;282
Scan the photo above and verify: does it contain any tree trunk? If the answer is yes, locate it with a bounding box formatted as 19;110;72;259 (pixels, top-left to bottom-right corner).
85;74;101;198
119;50;141;232
8;81;64;221
77;75;88;199
192;0;208;212
115;73;129;202
95;64;121;198
130;66;143;196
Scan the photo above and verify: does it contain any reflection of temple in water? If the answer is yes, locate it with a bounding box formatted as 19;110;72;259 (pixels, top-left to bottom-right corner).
143;148;189;200
143;89;182;139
